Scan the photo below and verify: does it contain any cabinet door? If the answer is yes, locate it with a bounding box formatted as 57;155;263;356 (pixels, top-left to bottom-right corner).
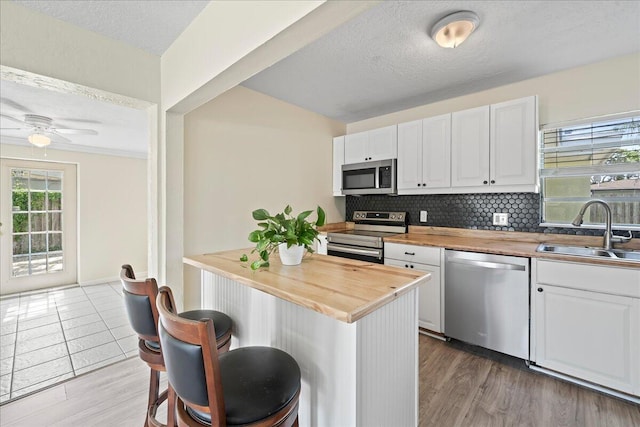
368;125;398;161
490;96;537;186
332;136;345;196
422;113;451;189
397;120;422;190
451;105;490;187
344;131;368;164
385;258;442;333
534;284;639;395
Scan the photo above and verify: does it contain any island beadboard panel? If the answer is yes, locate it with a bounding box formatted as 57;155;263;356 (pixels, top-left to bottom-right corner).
346;193;640;237
200;272;419;427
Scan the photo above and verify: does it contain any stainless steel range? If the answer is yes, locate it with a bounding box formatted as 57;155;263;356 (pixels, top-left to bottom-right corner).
327;211;408;263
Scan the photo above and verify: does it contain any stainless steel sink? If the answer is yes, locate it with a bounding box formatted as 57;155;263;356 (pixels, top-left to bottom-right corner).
536;244;640;262
611;250;640;261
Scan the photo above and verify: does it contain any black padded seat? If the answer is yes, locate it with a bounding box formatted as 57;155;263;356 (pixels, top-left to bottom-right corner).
179;309;232;342
186;347;301;425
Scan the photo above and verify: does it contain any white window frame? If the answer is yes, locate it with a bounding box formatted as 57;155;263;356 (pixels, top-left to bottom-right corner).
539;111;640;231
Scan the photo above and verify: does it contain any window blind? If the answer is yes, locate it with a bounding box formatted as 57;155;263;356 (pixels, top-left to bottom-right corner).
539;112;640;227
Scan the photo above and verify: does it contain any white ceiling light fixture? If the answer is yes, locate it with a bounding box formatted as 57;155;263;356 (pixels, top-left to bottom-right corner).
27;132;52;147
431;11;480;48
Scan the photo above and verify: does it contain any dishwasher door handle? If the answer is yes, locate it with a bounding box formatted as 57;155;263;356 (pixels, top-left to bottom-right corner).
446;258;526;271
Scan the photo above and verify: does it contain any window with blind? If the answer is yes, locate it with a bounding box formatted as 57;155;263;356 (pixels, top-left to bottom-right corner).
540;113;640;228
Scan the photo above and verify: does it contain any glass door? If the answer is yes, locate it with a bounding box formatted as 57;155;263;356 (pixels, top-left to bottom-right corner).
1;159;77;295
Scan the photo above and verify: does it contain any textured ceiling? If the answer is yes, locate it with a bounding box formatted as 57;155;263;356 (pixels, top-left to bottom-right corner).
11;0;210;55
242;0;640;123
0;80;148;157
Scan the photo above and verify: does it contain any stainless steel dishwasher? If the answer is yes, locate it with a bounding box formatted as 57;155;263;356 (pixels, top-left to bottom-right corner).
444;250;530;359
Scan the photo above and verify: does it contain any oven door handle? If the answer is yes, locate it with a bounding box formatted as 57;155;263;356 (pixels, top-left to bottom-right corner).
327;244;383;259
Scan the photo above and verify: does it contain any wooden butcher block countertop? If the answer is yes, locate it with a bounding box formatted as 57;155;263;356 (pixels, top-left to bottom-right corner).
383;226;640;269
184;248;430;324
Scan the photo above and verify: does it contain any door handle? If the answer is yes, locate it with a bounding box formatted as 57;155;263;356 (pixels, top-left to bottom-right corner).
447;258;526;271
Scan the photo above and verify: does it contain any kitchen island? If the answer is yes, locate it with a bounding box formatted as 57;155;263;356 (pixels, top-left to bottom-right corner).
184;249;430;427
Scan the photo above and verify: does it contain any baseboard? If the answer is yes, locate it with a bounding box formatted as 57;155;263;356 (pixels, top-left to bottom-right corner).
529;364;640;404
419;327;447;341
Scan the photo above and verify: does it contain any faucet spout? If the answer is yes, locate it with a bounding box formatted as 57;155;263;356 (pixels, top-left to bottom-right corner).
572;200;613;250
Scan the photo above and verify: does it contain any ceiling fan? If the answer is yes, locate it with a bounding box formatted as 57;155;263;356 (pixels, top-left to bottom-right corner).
0;113;98;147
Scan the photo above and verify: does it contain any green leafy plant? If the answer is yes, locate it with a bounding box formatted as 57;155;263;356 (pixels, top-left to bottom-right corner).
240;205;326;270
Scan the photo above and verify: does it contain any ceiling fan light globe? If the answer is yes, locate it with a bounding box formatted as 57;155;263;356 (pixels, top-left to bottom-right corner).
28;133;51;147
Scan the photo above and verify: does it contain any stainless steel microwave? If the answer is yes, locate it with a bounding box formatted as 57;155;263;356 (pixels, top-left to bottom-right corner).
341;159;397;195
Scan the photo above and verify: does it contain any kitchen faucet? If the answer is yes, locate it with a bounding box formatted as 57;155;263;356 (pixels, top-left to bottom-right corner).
571;199;613;250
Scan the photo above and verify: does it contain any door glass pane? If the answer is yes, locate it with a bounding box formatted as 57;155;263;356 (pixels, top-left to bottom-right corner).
47;192;62;210
12;213;28;233
30;213;47;232
10;168;65;277
31;192;45;210
31;233;47;253
48;233;62;251
48;213;62;231
12;190;28;211
47;172;62;191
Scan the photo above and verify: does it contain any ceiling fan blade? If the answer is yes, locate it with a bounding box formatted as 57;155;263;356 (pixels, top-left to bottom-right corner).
0;113;29;126
46;130;71;143
0;127;29;131
53;128;98;135
0;98;32;113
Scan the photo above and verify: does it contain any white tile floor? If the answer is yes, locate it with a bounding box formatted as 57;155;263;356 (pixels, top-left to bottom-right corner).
0;282;136;404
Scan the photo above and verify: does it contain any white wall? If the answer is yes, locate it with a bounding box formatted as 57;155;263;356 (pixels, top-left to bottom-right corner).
347;53;640;133
0;1;160;104
1;144;148;284
182;86;346;309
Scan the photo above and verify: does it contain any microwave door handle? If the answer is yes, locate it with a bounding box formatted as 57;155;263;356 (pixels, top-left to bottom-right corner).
375;167;380;189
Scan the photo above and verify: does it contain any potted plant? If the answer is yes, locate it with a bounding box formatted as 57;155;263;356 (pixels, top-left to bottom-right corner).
240;205;326;270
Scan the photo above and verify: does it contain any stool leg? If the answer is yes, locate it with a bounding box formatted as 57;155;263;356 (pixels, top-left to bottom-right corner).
167;384;177;427
146;368;160;427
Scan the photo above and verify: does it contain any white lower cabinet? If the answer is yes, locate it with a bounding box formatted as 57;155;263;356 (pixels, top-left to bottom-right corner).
532;259;640;397
385;243;443;333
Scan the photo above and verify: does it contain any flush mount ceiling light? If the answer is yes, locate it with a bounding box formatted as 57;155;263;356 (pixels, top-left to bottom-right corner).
27;132;51;148
431;11;480;48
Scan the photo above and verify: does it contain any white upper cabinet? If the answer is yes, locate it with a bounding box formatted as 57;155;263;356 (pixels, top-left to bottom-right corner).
332;136;345;196
451;96;538;193
451;105;491;188
344;131;368;164
422;114;452;189
397;120;422;190
397;115;451;194
344;125;397;164
490;96;537;187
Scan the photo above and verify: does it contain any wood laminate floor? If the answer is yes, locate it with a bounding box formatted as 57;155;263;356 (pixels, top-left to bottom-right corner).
0;335;638;426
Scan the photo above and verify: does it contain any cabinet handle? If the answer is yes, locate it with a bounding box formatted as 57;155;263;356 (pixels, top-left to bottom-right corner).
483;180;488;185
423;183;426;186
405;264;409;268
491;180;495;184
417;183;421;187
537;287;543;292
410;264;414;269
404;252;415;256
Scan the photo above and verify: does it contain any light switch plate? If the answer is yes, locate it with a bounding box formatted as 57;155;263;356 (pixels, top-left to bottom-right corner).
493;213;508;226
420;210;428;222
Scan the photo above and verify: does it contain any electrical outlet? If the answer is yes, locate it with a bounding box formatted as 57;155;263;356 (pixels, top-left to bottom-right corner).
420;210;428;222
492;213;508;226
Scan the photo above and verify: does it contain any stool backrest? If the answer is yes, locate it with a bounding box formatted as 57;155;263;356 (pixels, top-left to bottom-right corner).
156;287;226;425
120;264;160;343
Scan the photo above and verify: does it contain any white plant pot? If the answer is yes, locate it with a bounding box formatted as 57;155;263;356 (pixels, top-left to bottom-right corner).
278;243;305;266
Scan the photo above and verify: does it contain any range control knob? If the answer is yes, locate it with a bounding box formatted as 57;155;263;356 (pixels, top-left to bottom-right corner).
391;214;396;219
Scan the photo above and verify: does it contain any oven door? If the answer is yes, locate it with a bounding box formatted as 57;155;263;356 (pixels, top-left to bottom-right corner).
327;243;384;264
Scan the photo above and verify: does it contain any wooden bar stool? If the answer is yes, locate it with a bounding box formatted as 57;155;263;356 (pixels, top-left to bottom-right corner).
120;265;233;427
156;286;301;427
